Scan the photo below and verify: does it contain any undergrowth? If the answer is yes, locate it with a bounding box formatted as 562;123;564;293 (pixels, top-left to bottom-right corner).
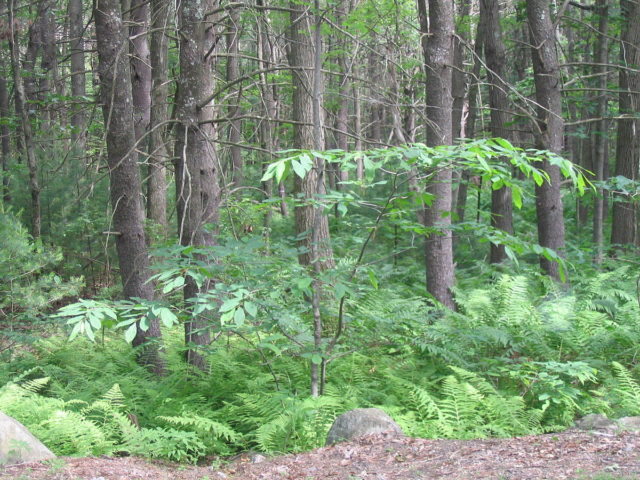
3;266;640;462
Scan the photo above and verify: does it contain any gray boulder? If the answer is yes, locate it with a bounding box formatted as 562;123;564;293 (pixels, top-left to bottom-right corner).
326;408;403;446
574;413;618;432
0;411;55;465
616;416;640;431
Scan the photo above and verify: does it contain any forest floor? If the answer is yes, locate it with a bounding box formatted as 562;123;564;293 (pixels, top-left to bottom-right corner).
2;430;640;480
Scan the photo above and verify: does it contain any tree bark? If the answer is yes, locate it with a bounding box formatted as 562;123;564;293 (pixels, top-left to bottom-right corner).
68;0;87;154
288;0;334;396
0;76;9;206
611;0;640;247
226;8;243;187
147;0;170;228
418;0;456;309
129;0;152;149
480;0;513;264
9;0;40;238
526;0;566;281
455;17;483;225
287;1;334;270
94;0;164;373
592;0;608;262
175;0;221;371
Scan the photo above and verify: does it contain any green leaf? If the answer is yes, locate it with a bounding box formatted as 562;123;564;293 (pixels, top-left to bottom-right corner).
275;161;287;184
163;276;185;294
220;310;234;325
69;322;82;341
159;308;178;327
368;270;379;289
124;323;137;344
220;297;241;313
234;307;245;325
291;159;305;178
310;354;323;365
244;301;257;317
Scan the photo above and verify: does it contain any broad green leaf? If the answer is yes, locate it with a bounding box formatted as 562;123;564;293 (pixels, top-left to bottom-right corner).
234;307;245;325
124;323;137;344
159;308;178;327
244;301;258;317
220;297;241;313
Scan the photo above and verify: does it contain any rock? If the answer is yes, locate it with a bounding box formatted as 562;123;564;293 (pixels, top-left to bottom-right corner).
616;416;640;431
574;414;618;432
326;408;403;446
0;411;55;465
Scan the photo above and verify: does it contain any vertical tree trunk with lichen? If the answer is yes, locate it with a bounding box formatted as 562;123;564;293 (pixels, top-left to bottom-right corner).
418;0;456;309
174;0;221;371
68;0;86;154
480;0;514;264
288;0;334;396
147;0;170;228
526;0;566;281
94;0;164;373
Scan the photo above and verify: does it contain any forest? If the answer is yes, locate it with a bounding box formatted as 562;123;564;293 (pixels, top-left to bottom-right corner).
2;0;640;471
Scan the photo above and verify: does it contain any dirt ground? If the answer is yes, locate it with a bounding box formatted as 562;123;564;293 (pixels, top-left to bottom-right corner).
2;430;640;480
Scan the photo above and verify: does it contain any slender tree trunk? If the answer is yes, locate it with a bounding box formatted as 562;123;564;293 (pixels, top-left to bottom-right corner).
456;17;483;224
68;0;86;154
418;0;456;309
288;0;334;396
175;0;221;371
9;0;40;238
593;0;609;262
147;0;169;228
94;0;164;373
129;0;152;149
0;73;10;205
480;0;513;264
353;84;364;181
611;0;640;247
39;0;58;129
257;0;277;231
526;0;566;281
226;9;243;187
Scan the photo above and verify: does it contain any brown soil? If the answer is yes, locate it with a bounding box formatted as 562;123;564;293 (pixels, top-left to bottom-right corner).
2;430;640;480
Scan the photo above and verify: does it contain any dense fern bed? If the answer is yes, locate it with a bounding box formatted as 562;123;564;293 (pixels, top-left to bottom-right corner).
2;430;640;480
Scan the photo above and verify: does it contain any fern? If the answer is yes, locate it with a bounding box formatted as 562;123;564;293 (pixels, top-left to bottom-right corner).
611;362;640;415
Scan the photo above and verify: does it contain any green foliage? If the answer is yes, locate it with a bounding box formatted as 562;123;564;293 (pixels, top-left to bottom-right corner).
0;209;82;328
6;256;640;463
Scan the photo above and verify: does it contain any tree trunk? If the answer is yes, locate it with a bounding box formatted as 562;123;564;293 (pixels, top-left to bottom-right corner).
287;1;334;270
526;0;566;281
288;0;334;396
0;76;9;205
9;0;40;238
480;0;513;264
175;0;221;371
593;0;609;262
611;0;640;247
257;0;278;232
418;0;456;309
94;0;164;373
67;0;86;154
226;8;243;187
129;0;152;149
147;0;170;228
455;17;483;225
